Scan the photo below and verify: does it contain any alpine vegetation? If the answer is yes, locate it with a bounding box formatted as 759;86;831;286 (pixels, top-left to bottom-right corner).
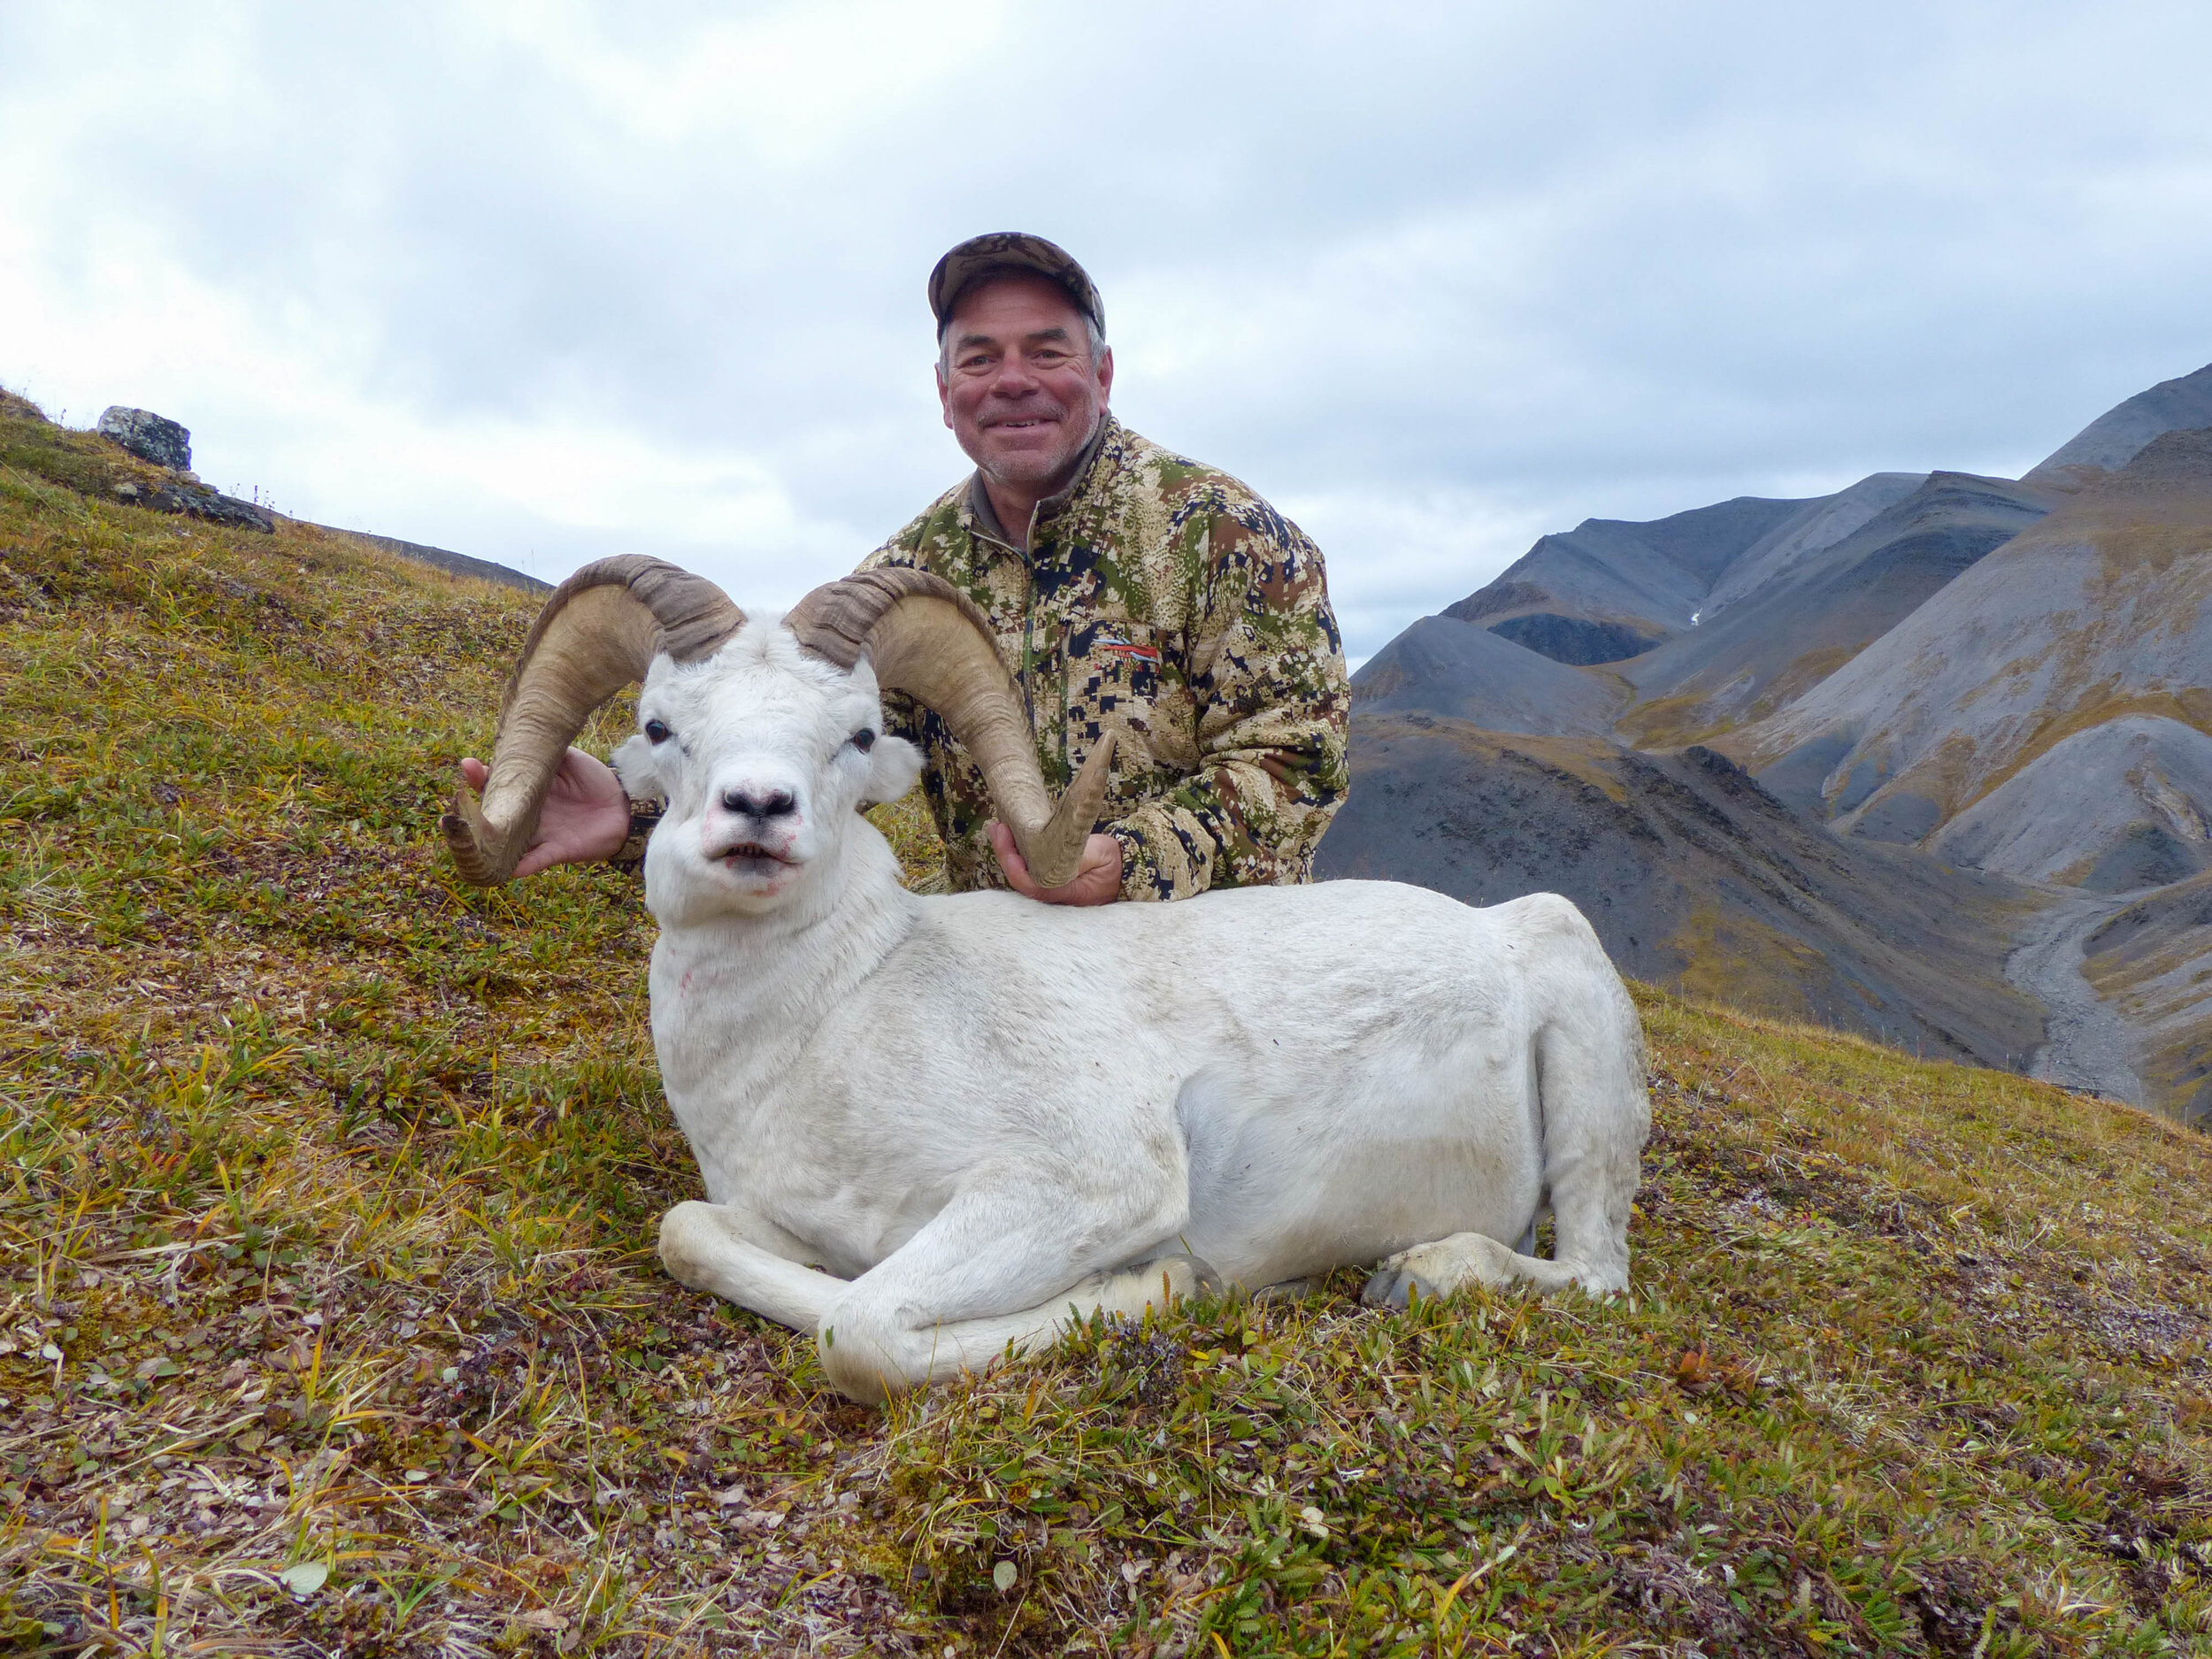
444;557;1651;1402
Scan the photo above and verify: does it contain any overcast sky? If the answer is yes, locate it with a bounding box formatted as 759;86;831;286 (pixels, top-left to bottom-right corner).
4;2;2208;663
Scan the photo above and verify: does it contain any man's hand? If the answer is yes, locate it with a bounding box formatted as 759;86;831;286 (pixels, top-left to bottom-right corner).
988;823;1123;906
457;747;631;879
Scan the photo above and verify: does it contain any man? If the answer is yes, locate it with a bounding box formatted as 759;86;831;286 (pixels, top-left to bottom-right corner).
469;234;1348;899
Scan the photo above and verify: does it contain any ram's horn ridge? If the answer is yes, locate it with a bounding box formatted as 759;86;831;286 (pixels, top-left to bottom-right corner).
443;556;745;885
786;568;1114;889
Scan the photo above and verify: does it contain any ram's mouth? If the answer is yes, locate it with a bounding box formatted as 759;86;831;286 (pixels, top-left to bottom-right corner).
718;841;799;869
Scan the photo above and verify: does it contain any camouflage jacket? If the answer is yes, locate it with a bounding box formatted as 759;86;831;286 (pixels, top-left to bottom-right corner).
861;414;1350;901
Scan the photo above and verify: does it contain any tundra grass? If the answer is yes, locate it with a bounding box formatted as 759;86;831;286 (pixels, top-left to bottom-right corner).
3;397;2212;1656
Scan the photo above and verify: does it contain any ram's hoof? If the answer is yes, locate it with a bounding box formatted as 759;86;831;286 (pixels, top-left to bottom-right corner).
1252;1276;1318;1305
1360;1260;1440;1310
1128;1252;1222;1302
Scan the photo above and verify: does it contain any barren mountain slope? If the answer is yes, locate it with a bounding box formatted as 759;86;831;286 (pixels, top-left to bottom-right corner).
1731;429;2212;844
1933;715;2212;891
1698;470;1927;614
1617;471;2054;746
2025;360;2212;488
1348;614;1624;735
1314;713;2042;1068
1443;494;1808;664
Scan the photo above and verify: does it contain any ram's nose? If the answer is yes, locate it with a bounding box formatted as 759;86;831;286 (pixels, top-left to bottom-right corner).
719;786;796;820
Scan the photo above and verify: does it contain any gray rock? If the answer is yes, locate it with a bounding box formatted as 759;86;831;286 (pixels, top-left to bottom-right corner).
96;406;192;471
120;480;275;534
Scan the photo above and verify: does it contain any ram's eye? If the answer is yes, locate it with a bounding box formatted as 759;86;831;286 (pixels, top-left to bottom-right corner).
644;718;672;745
850;728;877;753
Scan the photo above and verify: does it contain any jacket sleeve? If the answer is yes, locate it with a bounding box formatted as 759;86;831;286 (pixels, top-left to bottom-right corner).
1106;503;1350;900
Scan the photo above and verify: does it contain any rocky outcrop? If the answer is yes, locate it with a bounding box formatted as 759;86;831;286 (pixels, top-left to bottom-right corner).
97;405;192;471
111;476;275;533
84;403;274;531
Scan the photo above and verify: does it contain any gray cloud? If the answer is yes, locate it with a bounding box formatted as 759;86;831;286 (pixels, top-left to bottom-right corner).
3;0;2208;657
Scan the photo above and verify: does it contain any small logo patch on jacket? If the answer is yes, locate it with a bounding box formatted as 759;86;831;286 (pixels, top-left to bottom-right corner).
1095;636;1161;662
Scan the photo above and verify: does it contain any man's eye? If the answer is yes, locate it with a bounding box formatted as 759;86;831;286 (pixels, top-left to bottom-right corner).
850;728;877;753
645;719;672;744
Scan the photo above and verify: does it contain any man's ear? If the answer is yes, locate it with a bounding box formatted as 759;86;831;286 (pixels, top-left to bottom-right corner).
859;733;924;808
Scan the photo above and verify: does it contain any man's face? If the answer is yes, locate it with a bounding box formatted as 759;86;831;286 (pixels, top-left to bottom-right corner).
937;273;1113;493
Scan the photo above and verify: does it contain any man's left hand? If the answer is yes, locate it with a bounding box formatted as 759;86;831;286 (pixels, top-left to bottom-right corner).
988;823;1123;906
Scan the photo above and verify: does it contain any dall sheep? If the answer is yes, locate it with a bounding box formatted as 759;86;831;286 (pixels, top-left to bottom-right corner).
445;557;1649;1403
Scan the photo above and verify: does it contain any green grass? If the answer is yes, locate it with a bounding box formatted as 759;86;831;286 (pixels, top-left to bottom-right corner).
4;393;2212;1655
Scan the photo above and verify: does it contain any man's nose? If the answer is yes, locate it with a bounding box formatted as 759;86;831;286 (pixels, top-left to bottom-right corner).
719;786;797;820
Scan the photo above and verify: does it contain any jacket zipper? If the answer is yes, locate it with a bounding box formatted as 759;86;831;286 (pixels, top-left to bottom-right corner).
1021;503;1041;741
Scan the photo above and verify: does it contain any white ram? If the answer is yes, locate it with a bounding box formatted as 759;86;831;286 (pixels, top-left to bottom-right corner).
445;557;1649;1404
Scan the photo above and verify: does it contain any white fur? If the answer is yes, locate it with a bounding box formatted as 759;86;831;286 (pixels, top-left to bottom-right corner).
616;616;1649;1403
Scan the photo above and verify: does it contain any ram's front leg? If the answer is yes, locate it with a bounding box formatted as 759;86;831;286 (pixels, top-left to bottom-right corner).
811;1169;1205;1406
658;1200;848;1334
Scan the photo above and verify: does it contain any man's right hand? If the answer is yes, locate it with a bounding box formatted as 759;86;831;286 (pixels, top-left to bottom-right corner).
457;747;631;878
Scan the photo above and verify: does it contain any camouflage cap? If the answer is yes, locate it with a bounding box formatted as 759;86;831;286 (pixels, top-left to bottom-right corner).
928;232;1104;341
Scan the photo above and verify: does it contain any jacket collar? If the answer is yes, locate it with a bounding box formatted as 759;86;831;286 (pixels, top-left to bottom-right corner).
962;413;1118;554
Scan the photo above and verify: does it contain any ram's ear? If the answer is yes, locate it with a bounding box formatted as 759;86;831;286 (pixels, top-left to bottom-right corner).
608;733;669;807
858;733;923;808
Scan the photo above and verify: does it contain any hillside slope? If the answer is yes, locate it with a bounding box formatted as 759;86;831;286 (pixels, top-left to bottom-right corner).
1315;714;2042;1068
6;394;2212;1655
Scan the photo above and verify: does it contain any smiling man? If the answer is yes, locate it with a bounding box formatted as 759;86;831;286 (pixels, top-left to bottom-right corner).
860;232;1350;904
466;233;1348;902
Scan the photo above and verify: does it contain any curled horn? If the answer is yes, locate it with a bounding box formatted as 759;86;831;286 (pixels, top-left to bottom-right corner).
785;568;1116;890
442;556;745;885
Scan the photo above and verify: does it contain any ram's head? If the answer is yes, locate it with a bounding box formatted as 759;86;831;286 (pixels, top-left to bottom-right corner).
441;557;1114;909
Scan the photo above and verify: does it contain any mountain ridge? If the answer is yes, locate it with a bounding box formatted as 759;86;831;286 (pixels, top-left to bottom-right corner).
1333;363;2212;1119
